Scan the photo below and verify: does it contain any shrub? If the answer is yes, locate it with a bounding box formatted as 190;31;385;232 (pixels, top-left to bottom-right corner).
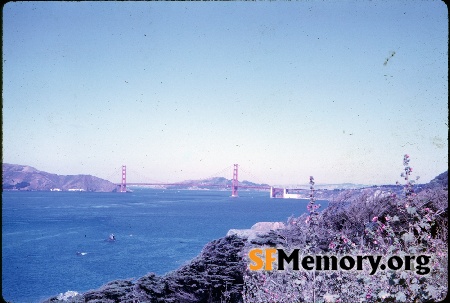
243;155;448;303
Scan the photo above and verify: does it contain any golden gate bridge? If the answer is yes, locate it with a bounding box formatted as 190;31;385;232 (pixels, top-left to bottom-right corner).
115;164;307;198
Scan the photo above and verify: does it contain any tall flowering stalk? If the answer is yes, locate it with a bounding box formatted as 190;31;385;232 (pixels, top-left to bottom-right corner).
307;176;320;303
398;154;419;235
400;154;416;200
307;176;320;227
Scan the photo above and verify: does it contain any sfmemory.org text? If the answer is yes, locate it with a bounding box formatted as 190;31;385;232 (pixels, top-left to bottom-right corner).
248;248;431;275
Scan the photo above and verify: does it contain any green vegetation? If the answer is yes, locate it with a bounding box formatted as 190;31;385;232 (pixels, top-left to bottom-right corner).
243;156;447;303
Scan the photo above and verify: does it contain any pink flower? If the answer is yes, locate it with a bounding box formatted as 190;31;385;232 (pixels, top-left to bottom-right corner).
372;216;378;222
373;240;377;244
385;216;390;221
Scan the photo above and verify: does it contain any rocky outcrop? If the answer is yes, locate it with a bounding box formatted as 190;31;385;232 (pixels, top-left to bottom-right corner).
227;221;286;241
43;222;290;303
43;235;248;303
2;163;118;192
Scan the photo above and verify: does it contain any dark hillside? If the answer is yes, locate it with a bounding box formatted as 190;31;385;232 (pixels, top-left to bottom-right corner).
424;170;448;190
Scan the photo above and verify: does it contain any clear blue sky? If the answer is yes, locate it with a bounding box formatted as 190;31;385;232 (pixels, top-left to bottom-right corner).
2;1;448;186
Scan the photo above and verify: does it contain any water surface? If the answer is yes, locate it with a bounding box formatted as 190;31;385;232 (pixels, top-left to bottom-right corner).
2;189;327;303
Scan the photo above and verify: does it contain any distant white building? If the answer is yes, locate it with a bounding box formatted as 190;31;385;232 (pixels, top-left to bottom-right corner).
68;188;85;192
270;187;302;199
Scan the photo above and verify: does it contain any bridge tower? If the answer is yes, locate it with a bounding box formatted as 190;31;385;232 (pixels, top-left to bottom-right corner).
120;165;127;193
231;164;239;197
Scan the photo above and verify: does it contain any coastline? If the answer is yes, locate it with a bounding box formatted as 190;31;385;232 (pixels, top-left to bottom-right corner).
41;183;448;303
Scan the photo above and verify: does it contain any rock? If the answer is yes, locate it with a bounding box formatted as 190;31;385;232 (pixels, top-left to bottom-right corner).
226;221;286;240
250;221;285;231
56;291;79;301
43;235;247;303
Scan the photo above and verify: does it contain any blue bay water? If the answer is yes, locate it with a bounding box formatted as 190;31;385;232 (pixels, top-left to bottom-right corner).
2;189;328;303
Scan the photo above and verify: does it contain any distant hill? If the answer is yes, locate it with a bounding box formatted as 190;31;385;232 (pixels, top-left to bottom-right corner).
3;163;446;195
2;163;118;192
132;177;271;191
278;183;369;190
272;171;448;200
424;171;448;190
